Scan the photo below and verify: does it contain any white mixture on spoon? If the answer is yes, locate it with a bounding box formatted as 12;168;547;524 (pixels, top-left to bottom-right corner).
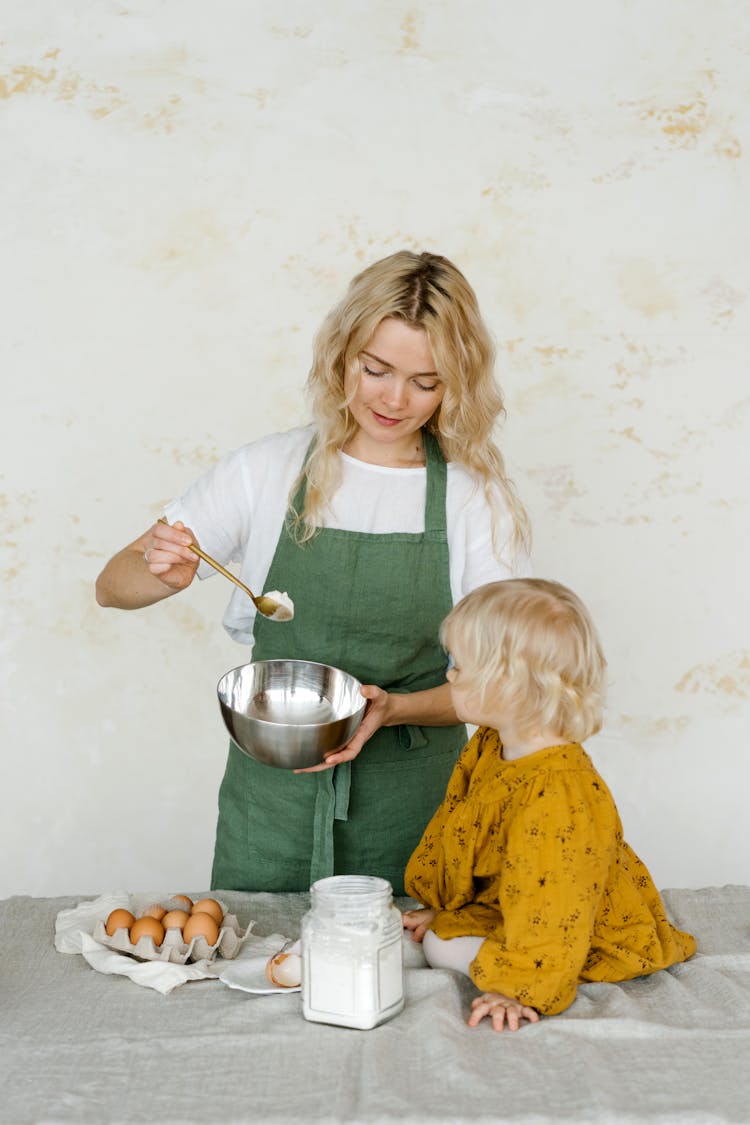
260;590;295;621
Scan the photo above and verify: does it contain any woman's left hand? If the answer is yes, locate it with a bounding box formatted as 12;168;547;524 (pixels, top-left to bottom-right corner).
294;685;391;773
467;991;540;1032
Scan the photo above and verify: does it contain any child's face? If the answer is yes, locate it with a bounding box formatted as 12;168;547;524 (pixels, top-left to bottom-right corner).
445;636;492;727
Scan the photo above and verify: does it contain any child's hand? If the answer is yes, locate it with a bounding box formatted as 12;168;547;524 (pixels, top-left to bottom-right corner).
467;991;539;1032
401;907;436;942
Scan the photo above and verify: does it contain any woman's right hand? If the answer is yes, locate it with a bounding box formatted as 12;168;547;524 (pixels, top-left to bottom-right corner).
142;519;200;592
96;519;201;610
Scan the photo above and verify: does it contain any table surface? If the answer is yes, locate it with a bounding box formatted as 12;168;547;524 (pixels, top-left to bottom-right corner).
2;886;749;1124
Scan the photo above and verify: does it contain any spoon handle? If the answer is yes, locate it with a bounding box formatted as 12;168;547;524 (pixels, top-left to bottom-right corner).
157;517;263;609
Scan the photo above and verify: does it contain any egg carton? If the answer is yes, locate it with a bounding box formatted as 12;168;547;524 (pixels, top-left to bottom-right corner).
92;897;255;965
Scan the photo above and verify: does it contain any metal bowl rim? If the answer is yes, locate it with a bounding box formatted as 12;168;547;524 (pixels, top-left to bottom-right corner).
216;659;366;731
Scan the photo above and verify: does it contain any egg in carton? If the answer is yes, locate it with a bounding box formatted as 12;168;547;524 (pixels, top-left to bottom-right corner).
92;894;255;965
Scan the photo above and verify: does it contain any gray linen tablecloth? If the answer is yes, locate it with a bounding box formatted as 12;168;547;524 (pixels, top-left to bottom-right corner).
1;887;749;1124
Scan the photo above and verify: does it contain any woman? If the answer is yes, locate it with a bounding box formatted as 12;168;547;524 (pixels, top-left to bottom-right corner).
96;250;531;894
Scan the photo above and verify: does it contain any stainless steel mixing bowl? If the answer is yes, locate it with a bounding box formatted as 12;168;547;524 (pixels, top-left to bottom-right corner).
217;659;367;770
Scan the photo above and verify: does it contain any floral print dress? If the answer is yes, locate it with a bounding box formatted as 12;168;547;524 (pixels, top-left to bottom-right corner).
404;727;696;1015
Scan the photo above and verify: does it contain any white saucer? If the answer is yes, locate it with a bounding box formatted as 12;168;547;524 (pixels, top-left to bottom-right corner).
218;932;301;995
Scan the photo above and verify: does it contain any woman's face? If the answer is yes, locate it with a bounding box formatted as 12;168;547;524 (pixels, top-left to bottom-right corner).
344;318;445;464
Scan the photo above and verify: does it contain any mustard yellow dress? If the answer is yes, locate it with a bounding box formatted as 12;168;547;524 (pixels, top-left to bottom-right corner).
404;727;696;1015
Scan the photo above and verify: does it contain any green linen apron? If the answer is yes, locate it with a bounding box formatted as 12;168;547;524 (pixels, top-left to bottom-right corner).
210;431;465;895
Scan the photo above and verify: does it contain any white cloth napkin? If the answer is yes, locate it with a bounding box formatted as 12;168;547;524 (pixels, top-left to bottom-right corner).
54;892;275;996
55;891;134;955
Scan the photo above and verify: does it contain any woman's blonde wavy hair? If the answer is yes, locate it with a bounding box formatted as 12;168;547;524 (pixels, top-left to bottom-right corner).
441;579;607;743
291;250;530;558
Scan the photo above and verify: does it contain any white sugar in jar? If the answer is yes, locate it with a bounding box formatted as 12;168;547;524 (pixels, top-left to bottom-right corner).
301;875;404;1029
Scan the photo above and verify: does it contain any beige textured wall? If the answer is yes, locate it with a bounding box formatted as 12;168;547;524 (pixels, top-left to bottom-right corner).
2;1;748;897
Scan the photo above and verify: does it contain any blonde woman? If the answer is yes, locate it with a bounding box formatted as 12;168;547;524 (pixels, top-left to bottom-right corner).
403;579;696;1029
96;251;531;893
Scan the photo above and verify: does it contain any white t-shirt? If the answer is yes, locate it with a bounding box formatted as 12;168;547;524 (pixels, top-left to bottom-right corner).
164;426;531;644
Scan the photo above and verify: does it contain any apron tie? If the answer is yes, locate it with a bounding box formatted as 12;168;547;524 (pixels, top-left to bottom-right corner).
333;761;352;820
310;771;337;884
308;765;352;884
399;724;429;750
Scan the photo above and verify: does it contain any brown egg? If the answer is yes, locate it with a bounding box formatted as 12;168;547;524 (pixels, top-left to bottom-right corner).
265;949;302;988
183;911;220;946
141;903;167;921
170;894;193;910
130;916;165;946
191;898;224;926
105;908;136;936
162;909;190;932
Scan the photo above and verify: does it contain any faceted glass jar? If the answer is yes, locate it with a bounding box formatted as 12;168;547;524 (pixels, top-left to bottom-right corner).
301;875;404;1029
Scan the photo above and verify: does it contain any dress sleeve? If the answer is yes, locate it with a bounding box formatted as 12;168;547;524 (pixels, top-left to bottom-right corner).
469;770;619;1015
403;729;486;908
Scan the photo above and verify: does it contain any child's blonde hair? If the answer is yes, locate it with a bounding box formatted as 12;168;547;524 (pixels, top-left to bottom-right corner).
291;250;530;559
441;579;607;743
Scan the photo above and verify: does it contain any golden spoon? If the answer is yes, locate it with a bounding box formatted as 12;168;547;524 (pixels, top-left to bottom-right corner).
157;518;292;621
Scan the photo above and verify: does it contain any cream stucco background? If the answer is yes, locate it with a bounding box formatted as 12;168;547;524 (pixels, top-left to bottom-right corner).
2;1;748;899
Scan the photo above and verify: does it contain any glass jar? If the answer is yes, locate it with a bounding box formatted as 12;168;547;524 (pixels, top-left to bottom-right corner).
301;875;404;1029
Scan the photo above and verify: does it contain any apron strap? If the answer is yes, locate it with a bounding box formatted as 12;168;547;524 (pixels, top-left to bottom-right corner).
422;431;448;538
287;437;316;524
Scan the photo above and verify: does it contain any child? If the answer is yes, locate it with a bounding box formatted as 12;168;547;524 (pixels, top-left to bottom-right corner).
403;579;696;1031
